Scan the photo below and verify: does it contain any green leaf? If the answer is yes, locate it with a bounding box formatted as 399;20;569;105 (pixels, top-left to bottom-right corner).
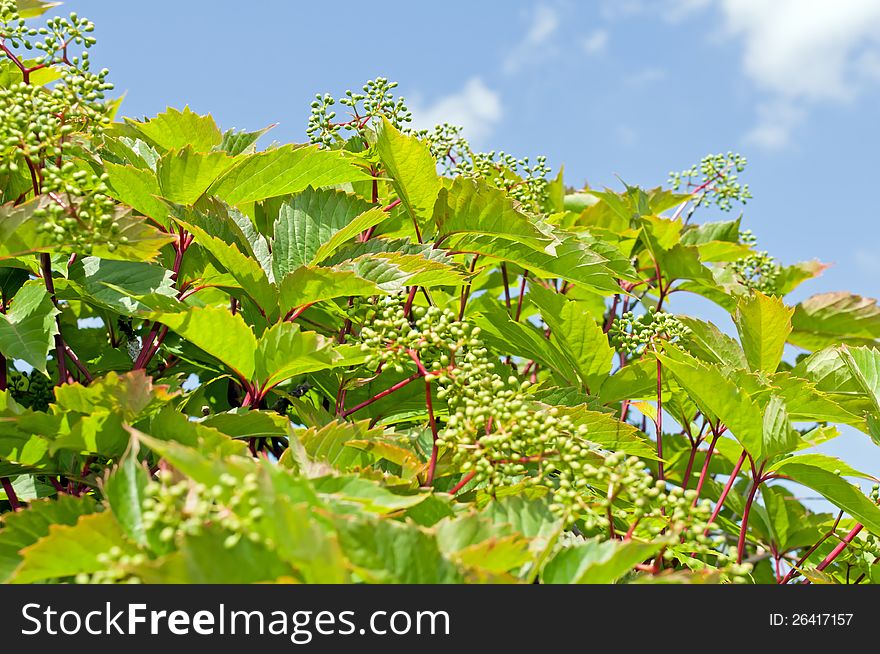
433;177;550;247
0;280;58;373
10;511;135;584
278;266;383;314
335;515;462;583
769;453;877;481
126;106;222;153
341;251;466;291
454;234;621;294
272;188;374;276
679;316;748;370
136;526;296;583
790;293;880;351
839;345;880;417
375;118;441;234
104;445;153;547
255;322;340;390
528;283;614;391
312;208;388;265
761;396;799;460
473;307;580;385
545;404;657;458
734;292;793;372
156;147;239;205
773;463;880;534
658;349;764;459
216;124;275;156
147;307;257;381
542;538;661;584
210;145;371;205
316;475;428;514
54;370;167;421
104;162;168;223
69;256;176;316
175;218;277;314
0;495;98;583
15;0;61;19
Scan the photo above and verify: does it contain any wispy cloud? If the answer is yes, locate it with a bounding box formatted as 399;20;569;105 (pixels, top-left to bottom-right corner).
581;29;609;55
713;0;880;149
503;5;560;74
410;78;503;146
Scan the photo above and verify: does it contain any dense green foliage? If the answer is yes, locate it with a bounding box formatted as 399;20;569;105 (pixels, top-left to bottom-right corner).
1;1;879;585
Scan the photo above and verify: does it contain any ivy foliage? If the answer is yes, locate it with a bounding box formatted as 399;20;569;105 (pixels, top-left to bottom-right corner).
1;1;879;585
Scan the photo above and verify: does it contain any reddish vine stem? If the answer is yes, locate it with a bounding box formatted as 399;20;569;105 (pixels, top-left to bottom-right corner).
342;373;421;418
703;449;746;536
514;271;529;322
458;255;480;320
811;523;865;579
779;511;844;584
655;357;664;482
1;477;21;511
500;264;512;315
406;349;439;486
449;471;475;495
736;460;764;564
603;293;620;333
690;430;721;503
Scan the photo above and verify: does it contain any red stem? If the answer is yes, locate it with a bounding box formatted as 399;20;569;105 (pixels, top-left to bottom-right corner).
1;477;21;511
813;524;864;576
690;431;720;503
449;471;476;495
514;271;529;322
736;464;763;564
342;373;421;418
703;449;746;537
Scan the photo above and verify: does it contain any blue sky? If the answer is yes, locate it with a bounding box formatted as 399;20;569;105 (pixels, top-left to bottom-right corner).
64;0;880;480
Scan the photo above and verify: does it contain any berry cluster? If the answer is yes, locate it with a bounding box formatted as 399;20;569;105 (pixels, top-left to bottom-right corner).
0;3;117;253
731;251;780;294
609;308;692;356
456;150;551;214
32;164;119;251
306;77;412;147
411;122;470;175
74;547;145;584
669;152;751;212
141;471;272;550
7;369;53;410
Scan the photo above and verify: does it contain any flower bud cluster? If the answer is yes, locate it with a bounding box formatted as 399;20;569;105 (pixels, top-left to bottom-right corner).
7;369;53;410
307;77;412;147
74;547;145;584
731;251;780;294
609;308;691;356
669;152;751;211
140;470;274;551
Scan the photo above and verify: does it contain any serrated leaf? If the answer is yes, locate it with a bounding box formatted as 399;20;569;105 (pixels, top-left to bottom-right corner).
528;283;614;391
790;293;880;351
104;162;168;223
272;188;374;276
157;146;239;205
210;145;371;205
0;495;98;583
433;176;549;248
147;307;257;381
734;292;793;372
0;281;58;373
127;106;222;153
658;349;764;459
278;266;383;315
542;538;661;584
375;118;441;234
11;511;134;583
255;322;340;390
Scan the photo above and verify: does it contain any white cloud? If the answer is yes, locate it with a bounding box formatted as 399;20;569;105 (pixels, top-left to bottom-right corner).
720;0;880;101
713;0;880;149
503;5;560;74
409;78;503;146
581;29;609;55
